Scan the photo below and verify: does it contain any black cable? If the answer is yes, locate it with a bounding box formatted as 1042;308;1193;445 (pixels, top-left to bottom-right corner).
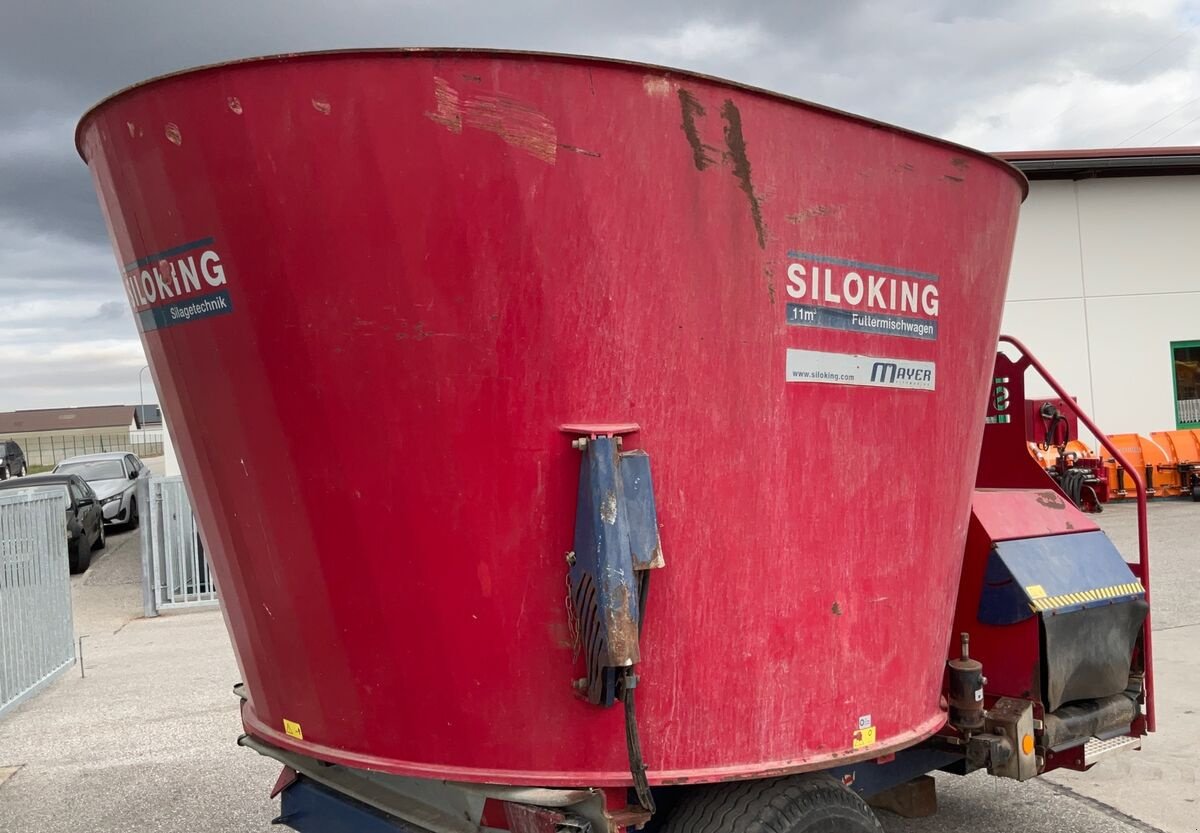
624;569;655;816
637;570;650;636
1051;416;1067;448
1039;403;1069;449
1046;416;1067;448
624;681;656;814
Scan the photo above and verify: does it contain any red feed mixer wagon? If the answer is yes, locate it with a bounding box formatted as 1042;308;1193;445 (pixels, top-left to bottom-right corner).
76;50;1153;833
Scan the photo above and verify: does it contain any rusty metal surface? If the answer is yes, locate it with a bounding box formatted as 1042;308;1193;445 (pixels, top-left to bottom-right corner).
78;50;1025;786
503;802;569;833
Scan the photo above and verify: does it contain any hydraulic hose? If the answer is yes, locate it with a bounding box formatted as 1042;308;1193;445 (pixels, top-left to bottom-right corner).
624;570;655;815
1040;403;1069;449
624;682;656;814
1059;467;1088;508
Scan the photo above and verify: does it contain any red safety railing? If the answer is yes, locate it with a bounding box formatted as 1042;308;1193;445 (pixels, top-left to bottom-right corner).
999;335;1154;731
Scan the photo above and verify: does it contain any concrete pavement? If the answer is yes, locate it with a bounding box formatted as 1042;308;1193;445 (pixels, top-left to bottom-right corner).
1040;501;1200;833
0;499;1196;832
0;524;277;832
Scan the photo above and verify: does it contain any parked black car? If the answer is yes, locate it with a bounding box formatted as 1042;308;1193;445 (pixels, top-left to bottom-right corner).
0;473;105;572
0;439;26;479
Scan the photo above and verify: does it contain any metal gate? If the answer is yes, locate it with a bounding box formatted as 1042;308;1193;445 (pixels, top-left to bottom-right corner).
141;476;217;614
0;490;73;719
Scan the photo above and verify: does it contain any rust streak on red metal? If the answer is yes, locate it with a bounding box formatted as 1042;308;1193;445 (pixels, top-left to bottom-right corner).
676;88;714;170
785;205;837;224
719;98;766;249
559;143;601;158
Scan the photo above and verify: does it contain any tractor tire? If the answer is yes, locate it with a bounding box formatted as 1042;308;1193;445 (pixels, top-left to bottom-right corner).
69;535;92;574
1193;484;1200;502
660;774;883;833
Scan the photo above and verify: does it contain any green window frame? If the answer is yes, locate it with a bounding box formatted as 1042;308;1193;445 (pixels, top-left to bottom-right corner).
1171;339;1200;429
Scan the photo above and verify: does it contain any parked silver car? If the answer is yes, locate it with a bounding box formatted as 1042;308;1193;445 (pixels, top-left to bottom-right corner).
53;451;150;527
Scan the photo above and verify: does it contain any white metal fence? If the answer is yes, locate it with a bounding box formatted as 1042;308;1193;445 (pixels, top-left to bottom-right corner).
141;476;217;614
0;490;74;719
1179;398;1200;425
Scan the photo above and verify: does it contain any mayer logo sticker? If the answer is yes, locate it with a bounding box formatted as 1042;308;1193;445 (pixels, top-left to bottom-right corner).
786;348;936;391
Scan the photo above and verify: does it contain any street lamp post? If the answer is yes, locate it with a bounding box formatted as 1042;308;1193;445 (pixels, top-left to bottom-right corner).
138;365;150;438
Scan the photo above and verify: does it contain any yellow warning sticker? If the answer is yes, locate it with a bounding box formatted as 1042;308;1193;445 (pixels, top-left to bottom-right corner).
1026;584;1047;599
852;726;877;749
283;719;304;740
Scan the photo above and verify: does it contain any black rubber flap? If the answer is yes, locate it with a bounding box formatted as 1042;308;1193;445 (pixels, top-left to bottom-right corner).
1043;598;1147;711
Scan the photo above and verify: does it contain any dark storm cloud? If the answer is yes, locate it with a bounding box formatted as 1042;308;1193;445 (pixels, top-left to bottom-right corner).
0;1;1193;242
2;0;1199;408
0;1;807;243
0;147;107;244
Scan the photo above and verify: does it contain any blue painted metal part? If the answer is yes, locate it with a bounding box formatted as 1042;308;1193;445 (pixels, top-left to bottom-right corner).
569;436;662;706
276;778;424;833
978;530;1144;625
620;451;664;569
826;747;962;798
979;551;1036;625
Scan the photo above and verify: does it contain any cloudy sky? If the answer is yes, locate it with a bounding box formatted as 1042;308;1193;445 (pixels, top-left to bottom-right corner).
4;0;1200;410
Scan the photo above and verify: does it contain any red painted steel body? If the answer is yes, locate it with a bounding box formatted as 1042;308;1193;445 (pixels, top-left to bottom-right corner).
77;51;1025;786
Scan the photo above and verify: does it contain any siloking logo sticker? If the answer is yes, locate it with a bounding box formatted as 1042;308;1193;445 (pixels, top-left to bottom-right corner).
783;250;939;341
121;236;233;332
786;348;936;391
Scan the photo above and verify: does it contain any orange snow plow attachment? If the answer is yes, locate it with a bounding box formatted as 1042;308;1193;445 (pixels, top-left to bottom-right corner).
1104;434;1180;498
1151;430;1200;501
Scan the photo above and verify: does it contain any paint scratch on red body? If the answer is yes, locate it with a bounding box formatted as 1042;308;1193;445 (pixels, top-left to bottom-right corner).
426;77;557;164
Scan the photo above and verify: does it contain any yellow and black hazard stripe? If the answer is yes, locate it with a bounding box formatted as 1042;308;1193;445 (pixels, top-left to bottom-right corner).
1028;582;1144;613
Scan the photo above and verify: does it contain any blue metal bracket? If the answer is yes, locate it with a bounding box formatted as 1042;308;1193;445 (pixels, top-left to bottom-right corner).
275;778;422;833
568;435;664;706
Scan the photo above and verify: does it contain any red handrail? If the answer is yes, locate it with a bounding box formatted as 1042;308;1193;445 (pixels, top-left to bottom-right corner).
998;335;1154;731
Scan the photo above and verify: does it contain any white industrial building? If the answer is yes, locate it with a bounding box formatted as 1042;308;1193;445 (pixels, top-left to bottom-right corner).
1000;147;1200;438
